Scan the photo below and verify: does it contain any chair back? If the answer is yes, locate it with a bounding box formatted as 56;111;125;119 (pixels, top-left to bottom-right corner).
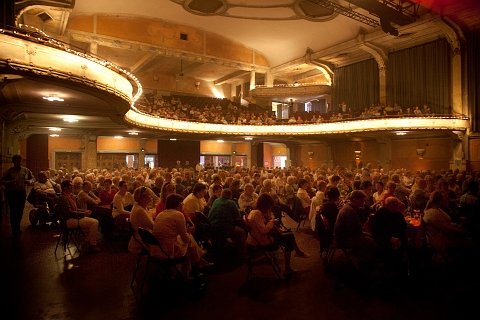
137;227;159;246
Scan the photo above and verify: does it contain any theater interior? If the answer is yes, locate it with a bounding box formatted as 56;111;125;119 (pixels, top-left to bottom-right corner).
1;1;480;319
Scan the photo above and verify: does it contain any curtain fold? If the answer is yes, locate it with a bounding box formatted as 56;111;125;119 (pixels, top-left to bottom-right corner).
332;59;379;114
466;30;480;133
387;39;451;114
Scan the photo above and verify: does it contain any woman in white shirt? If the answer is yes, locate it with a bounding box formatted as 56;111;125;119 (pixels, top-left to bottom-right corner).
112;180;134;219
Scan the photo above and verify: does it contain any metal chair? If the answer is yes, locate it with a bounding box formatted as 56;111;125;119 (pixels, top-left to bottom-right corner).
136;227;187;296
243;216;283;281
54;218;84;259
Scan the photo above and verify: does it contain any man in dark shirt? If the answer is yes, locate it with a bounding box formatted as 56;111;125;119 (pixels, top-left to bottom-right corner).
1;155;34;236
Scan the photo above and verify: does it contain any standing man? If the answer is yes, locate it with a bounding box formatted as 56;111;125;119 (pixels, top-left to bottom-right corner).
1;155;34;236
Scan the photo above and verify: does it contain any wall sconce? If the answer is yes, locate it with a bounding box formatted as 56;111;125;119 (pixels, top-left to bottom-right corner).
416;148;426;159
307;151;314;160
354;150;361;160
195;81;200;89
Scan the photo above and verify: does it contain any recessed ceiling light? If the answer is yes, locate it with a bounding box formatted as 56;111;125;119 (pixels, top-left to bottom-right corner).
43;95;64;102
395;131;407;136
49;127;62;132
169;138;177;141
63;116;78;123
244;137;253;140
49;134;59;137
128;131;138;135
114;136;123;139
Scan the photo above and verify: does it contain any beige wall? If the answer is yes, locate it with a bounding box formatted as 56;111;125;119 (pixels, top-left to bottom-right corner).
200;141;232;154
97;136;140;152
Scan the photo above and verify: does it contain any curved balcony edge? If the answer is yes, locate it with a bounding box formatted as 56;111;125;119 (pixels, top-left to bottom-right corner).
124;110;470;136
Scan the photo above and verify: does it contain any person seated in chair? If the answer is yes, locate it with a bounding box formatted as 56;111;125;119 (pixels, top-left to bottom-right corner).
183;182;210;242
246;193;309;276
238;183;259;215
77;180;114;238
127;186;154;255
56;180;100;252
153;193;213;277
423;191;473;254
334;190;378;271
208;188;247;253
371;196;408;272
32;171;58;209
296;178;311;217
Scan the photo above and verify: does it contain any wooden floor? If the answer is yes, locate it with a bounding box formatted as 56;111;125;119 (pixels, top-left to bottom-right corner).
1;201;479;320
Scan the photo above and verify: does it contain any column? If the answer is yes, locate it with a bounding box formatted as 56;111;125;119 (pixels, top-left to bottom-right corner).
250;70;255;91
82;135;97;170
139;139;146;168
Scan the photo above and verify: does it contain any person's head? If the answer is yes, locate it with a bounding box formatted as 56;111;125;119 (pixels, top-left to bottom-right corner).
133;186;152;205
417;179;427;190
118;180;128;192
375;181;384;193
61;179;73;193
221;188;232;199
37;171;48;183
325;186;340;201
165;193;184;210
82;181;93;192
103;179;112;189
426;190;444;209
384;196;405;213
360;180;373;195
154;176;164;187
386;181;396;193
298;178;309;189
243;183;254;195
12;154;22;167
161;183;176;200
255;193;275;213
192;182;207;197
348;190;367;209
329;175;341;186
211;184;223;197
316;180;327;192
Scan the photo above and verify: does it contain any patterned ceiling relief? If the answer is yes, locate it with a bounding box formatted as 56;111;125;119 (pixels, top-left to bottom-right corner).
171;0;338;21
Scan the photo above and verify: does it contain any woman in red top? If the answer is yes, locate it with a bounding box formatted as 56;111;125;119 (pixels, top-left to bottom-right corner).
154;183;176;219
98;179;116;206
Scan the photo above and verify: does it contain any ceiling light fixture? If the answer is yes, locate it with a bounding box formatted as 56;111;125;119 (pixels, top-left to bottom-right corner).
114;136;123;139
128;131;138;135
63;116;78;123
43;95;64;102
244;137;253;140
169;138;177;141
395;131;407;135
49;134;59;137
216;139;224;143
49;127;62;132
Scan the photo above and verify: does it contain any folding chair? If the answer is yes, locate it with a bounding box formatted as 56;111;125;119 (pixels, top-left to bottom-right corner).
243;216;283;281
290;196;308;231
136;227;187;296
54;218;84;259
